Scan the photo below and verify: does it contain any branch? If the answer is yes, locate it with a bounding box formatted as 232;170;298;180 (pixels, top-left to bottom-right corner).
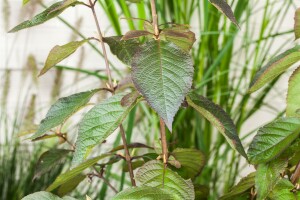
88;167;118;194
88;0;136;187
159;118;168;164
150;0;159;37
291;161;300;184
88;0;113;90
120;125;136;186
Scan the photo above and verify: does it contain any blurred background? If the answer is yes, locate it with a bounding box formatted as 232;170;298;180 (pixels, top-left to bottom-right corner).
1;0;300;199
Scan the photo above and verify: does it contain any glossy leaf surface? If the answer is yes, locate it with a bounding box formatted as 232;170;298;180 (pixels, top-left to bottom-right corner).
187;92;247;159
132;40;194;131
247;117;300;164
249;45;300;93
72;92;140;166
30;89;100;140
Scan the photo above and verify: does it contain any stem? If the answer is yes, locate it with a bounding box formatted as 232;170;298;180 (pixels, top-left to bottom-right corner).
88;168;118;194
120;125;136;186
291;161;300;184
89;0;113;89
159;118;168;164
150;0;159;37
88;0;136;187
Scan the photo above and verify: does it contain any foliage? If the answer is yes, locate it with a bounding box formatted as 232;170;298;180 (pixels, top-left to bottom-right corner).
5;0;300;199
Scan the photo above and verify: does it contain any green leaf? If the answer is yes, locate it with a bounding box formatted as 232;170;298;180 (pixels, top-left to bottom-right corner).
47;0;80;14
295;8;300;40
34;149;72;180
209;0;239;27
170;148;205;179
220;172;255;200
287;67;300;117
22;191;77;200
135;160;195;200
255;158;288;200
9;1;80;33
56;174;86;196
160;28;196;51
186;92;247;159
23;0;30;5
30;89;100;140
72;92;141;166
132;40;194;131
47;154;110;192
112;186;178;200
247;117;300;164
288;138;300;166
39;39;90;76
194;185;209;200
103;36;140;66
268;179;297;200
249;45;300;93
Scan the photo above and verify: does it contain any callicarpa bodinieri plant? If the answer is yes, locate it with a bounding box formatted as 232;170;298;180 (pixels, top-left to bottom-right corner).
8;0;300;199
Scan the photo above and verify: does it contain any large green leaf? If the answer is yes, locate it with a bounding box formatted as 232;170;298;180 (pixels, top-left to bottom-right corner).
268;179;297;200
30;89;100;140
249;45;300;93
187;92;247;159
295;8;300;40
135;160;195;200
46;154;110;192
247;117;300;164
255;158;288;200
132;40;194;131
112;186;177;200
170;148;205;179
209;0;239;27
9;1;80;33
72;92;141;166
39;39;90;76
220;172;255;200
34;149;72;180
287;67;300;117
103;36;140;66
22;191;77;200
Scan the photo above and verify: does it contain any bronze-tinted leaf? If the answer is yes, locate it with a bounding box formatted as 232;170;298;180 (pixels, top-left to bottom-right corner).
122;30;152;40
209;0;239;28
